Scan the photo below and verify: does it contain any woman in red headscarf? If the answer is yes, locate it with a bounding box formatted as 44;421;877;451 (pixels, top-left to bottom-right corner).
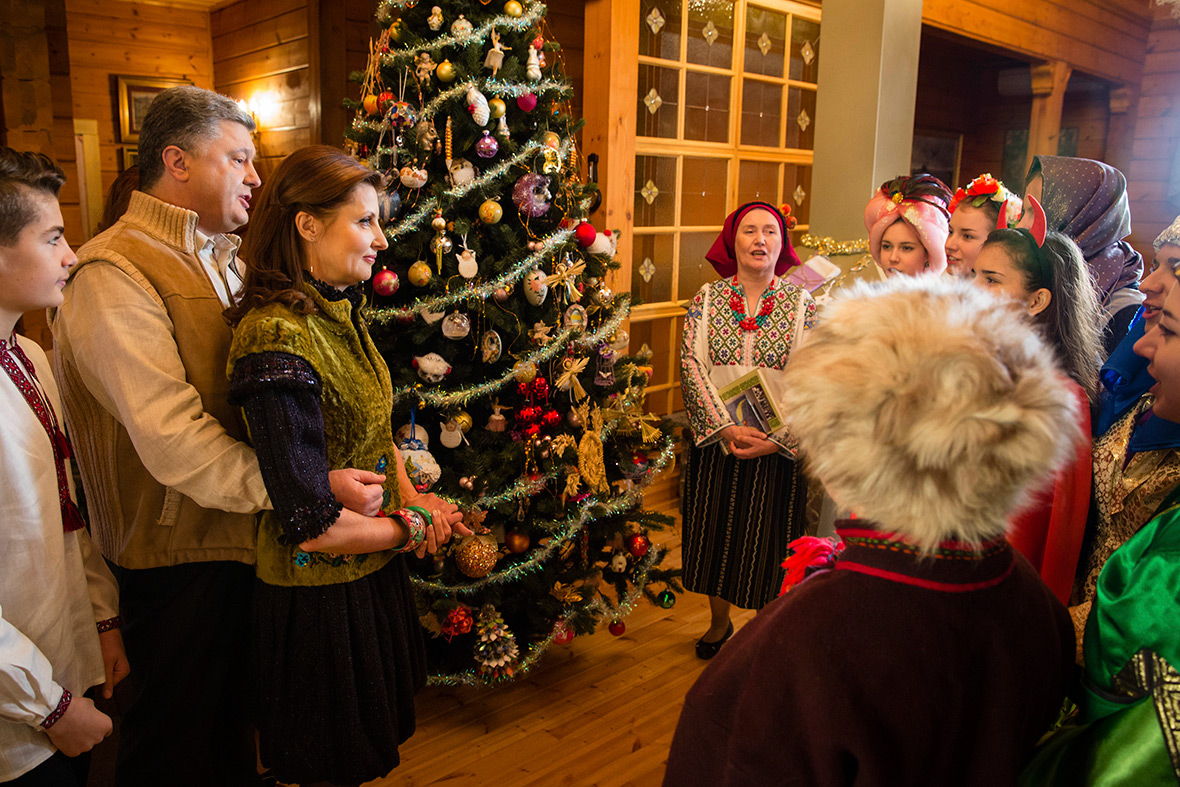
679;201;816;659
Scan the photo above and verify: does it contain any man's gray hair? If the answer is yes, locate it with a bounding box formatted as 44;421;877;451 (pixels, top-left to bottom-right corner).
137;86;255;190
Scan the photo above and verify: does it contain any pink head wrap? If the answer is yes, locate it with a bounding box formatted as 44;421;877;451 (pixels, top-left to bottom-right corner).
705;201;802;278
863;174;952;275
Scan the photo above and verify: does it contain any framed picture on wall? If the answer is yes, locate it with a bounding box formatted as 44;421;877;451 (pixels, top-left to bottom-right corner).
911;130;962;190
120;148;138;171
116;76;193;144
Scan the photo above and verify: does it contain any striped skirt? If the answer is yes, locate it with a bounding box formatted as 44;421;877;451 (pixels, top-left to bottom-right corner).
681;442;808;609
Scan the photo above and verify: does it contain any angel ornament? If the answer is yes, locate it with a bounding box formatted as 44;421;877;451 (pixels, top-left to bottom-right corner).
456;237;478;279
525;46;542;81
427;6;444;31
415;51;437;84
484;29;512;76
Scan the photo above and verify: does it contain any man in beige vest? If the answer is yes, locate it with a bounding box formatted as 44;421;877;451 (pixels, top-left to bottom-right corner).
51;87;381;787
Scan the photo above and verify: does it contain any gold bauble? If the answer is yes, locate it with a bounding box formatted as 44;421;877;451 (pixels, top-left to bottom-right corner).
436;59;456;83
454;536;500;578
390;19;405;42
504;0;524;18
408;260;433;286
489;97;507;119
542;131;560;149
454;410;473;433
479;199;503;224
513;360;537;383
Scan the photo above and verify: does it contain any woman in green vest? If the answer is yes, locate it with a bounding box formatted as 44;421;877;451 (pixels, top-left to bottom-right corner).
225;145;468;787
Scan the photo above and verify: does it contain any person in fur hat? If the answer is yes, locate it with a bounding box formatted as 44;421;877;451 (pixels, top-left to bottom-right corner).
664;276;1076;787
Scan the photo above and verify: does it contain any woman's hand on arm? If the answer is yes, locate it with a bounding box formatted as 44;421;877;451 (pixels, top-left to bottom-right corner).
328;469;387;516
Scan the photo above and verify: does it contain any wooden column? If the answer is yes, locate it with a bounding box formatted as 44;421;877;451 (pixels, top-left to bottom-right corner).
809;0;924;243
582;0;638;292
1026;60;1072;172
1105;85;1137;178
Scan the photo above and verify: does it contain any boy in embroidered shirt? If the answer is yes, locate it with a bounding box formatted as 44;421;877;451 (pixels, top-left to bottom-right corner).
0;147;128;785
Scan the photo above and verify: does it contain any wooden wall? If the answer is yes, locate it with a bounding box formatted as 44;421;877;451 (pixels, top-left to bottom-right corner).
65;0;215;234
1127;5;1180;261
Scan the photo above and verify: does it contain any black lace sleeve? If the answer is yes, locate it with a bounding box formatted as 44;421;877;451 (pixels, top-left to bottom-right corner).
229;352;342;545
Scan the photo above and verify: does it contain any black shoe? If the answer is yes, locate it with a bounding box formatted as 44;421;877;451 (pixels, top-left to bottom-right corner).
695;620;734;660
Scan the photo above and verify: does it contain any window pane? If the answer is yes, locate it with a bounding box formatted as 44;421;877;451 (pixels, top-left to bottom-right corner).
631;233;675;303
684;71;730;143
634;155;678;227
784;86;816;150
744;6;786;78
738;160;781;205
686;3;733;68
789;17;820;84
740;79;782;147
639;0;682;60
680;156;728;226
637;64;680;139
783;164;813;227
678;231;724;300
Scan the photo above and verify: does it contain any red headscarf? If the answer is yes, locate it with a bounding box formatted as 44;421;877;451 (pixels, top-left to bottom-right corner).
705;201;802;277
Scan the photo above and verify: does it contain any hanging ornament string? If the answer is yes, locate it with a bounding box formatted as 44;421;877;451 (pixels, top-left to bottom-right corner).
0;336;85;533
378;4;547;58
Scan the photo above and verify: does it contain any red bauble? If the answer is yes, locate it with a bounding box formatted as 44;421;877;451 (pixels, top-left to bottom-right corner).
378;90;395;115
524;423;542;439
542;408;561;427
625;533;651;558
554;624;574;645
517;93;538;112
574;221;597;248
372;268;399;296
504;530;530;553
608;620;626;636
517;382;530;397
532;376;549;399
515;408;531;424
532;34;544;50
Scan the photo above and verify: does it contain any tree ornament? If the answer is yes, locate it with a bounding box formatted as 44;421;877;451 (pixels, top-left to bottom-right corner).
431;213;452;272
412;352;451;383
389;18;405;42
523;268;549;306
447;158;477;188
454;410;473;433
420;306;445;325
577;407;609;491
517;92;538;112
610;550;627;572
372;268;399;296
504;0;524;17
553;623;574;646
542;131;560;149
415;51;437;83
450;14;473;36
625;533;651;558
484;29;510;76
441;606;474;641
439;418;464;448
396;424;442;491
408;260;433;286
459;475;476;490
574;221;597;247
456;538;501;580
594;344;617;386
621;451;650;479
513;360;537;383
563;304;588;329
456;245;478;279
481;329;503;362
504;530;530;553
441;312;471;339
524;423;542;439
525;46;542;81
493;286;510;302
479;199;503;224
489;96;507;119
513;173;552;217
542;408;561;427
608;620;626;636
609;328;630;351
427;6;444;31
657;589;676;609
436;59;456;83
362;92;380;116
541;147;562;174
486;399;509;431
414;118;439;152
399;165;428;189
467;85;491;126
532;376;549;399
476;130;499;159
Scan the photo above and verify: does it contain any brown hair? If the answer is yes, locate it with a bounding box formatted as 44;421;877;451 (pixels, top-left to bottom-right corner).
98;165;139;233
0;147;66;246
225;145;383;325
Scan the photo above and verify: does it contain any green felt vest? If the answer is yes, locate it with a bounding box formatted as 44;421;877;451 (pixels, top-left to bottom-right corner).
228;282;401;587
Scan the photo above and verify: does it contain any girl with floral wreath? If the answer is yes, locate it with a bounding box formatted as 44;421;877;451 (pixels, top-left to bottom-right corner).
945;172;1022;277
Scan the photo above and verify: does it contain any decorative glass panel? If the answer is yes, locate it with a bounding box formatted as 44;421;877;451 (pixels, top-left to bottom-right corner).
678;231;725;299
790;17;820;84
783;164;813;226
686;3;733;68
639;0;682;60
683;71;730;143
784;86;817;150
744;6;786;78
631;234;675;303
680;156;729;226
636;64;680;138
738;160;781;205
634;155;678;227
740;79;782;147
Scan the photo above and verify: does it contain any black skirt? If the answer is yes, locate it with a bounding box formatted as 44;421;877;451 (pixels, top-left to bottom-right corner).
681;442;808;609
253;555;426;785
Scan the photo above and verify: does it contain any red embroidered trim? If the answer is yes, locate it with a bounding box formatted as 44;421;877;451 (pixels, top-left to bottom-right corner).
96;617;122;633
41;688;71;729
834;559;1015;592
837;528;1007;554
727;277;779;332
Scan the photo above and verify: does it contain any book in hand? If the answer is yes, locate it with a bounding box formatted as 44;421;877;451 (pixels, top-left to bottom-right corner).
717;369;791;453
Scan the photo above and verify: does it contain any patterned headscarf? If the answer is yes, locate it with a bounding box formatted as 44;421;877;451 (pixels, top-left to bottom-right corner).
863;174;952;274
705;201;802;277
1028;156;1142;301
1154;214;1180;252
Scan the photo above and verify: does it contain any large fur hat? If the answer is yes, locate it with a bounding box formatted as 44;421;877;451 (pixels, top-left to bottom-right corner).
782;275;1080;549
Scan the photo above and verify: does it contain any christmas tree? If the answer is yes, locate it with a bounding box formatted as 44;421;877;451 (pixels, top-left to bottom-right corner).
345;0;682;686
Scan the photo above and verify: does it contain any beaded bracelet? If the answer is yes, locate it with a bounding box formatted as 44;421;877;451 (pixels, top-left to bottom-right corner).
391;508;427;554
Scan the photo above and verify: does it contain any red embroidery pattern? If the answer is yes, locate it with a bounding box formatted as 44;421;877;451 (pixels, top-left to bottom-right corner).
40;688;71;729
727;277;778;331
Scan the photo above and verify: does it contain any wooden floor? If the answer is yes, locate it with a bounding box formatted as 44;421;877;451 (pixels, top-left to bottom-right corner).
370;519;758;787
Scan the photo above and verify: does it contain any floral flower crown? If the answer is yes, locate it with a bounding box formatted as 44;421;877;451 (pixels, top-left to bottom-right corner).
949;174;1022;225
